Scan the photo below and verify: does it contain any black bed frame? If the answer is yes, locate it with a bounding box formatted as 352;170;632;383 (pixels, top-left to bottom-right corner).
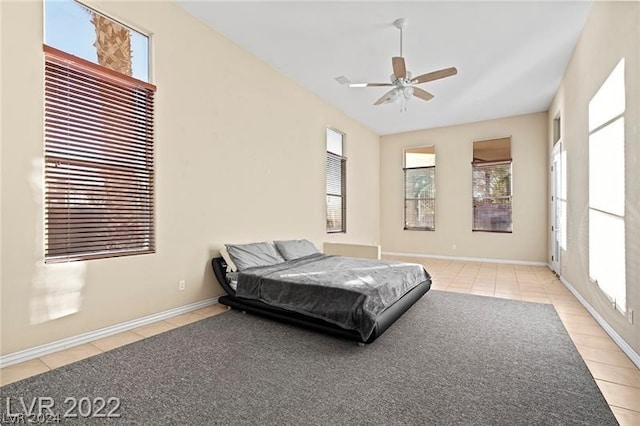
210;257;431;344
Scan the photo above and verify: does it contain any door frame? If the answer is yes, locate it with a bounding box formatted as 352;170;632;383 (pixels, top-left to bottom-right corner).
550;141;562;274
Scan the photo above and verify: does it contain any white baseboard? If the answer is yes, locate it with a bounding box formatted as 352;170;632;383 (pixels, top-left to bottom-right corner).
382;251;548;266
557;275;640;369
0;297;219;369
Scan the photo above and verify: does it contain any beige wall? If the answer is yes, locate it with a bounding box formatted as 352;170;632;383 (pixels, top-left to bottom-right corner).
548;2;639;354
323;242;380;260
380;112;548;263
0;1;380;355
0;0;3;348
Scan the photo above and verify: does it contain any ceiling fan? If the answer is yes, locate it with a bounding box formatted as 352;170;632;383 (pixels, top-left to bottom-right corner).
349;18;458;111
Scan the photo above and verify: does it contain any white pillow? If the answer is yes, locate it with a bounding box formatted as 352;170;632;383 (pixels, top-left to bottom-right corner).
219;246;238;273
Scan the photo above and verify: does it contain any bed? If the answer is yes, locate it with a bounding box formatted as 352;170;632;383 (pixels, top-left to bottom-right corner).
210;240;432;344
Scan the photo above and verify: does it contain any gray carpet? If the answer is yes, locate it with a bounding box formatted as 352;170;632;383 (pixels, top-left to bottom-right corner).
1;291;617;425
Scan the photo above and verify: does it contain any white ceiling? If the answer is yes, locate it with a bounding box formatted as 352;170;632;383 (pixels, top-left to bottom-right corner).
176;1;592;135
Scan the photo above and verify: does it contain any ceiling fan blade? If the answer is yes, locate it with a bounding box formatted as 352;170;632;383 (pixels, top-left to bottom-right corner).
374;89;396;105
349;83;394;88
413;87;433;101
392;57;407;79
412;67;458;84
412;87;434;101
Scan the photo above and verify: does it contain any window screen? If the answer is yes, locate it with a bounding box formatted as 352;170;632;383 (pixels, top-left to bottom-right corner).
472;137;512;233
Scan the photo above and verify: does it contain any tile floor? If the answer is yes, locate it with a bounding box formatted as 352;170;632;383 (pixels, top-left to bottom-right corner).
1;258;638;425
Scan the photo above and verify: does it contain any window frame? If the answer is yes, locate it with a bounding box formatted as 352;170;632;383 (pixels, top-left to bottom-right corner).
403;146;436;231
326;128;346;234
471;137;513;233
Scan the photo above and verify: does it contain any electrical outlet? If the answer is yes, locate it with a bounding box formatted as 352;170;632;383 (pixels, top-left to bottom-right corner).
452;244;457;250
628;309;634;324
179;280;186;291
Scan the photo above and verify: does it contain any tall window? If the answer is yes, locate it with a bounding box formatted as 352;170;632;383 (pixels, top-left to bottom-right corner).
404;146;435;230
44;0;155;262
472;137;512;232
588;59;626;313
326;128;346;233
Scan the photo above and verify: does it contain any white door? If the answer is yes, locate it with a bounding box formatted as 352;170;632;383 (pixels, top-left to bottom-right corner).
550;142;562;274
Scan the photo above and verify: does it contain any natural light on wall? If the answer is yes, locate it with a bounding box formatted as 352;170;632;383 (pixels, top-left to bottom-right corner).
588;58;626;313
30;160;86;325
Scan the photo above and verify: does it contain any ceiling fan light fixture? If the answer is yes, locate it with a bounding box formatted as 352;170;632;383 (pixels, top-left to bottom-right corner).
349;83;368;88
397;87;413;112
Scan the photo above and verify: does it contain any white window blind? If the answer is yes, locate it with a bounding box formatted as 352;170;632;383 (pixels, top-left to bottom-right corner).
472;162;512;232
405;167;435;230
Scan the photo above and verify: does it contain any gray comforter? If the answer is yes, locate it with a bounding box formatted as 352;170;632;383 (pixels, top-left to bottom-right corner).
235;254;430;340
